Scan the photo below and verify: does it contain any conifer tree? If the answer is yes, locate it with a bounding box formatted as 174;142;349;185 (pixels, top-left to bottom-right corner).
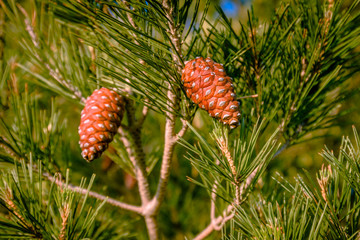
0;0;360;239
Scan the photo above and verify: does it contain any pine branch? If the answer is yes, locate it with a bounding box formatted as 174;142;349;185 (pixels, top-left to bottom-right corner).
120;98;151;204
144;1;186;220
208;164;234;233
43;172;143;215
194;205;234;240
210;179;218;228
111;3;158;234
118;127;150;201
118;127;151;204
176;119;189;140
136;104;149;128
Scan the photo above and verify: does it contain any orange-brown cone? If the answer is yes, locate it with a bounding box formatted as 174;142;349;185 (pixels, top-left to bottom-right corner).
181;57;241;128
78;88;124;161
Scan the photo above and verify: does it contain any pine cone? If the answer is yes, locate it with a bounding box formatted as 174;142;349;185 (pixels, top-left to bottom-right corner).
181;57;241;128
78;88;124;161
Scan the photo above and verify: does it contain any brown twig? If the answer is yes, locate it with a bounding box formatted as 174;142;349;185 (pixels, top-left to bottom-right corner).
210;160;222;230
176;119;189;140
44;172;143;214
194;205;234;240
118;125;151;204
117;97;152;210
143;1;186;222
136;103;149;128
117;4;160;238
143;0;184;216
144;99;177;217
210;182;218;226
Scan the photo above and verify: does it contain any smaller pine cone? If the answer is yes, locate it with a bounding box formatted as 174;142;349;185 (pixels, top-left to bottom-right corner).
78;88;124;161
181;57;241;128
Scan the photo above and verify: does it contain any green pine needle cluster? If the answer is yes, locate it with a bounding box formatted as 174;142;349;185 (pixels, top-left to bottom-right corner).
0;159;110;239
229;127;360;239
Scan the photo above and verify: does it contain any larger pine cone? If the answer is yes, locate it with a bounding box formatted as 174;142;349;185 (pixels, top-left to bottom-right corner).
182;57;240;129
78;88;124;161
